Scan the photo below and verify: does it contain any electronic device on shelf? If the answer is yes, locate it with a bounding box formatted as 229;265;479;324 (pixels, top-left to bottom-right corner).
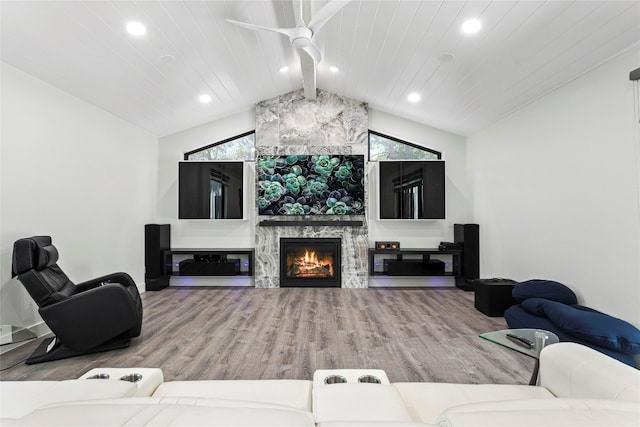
438;241;462;251
375;241;400;250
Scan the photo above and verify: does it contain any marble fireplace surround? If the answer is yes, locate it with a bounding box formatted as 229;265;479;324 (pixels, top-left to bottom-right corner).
255;218;368;288
253;146;369;288
254;89;369;288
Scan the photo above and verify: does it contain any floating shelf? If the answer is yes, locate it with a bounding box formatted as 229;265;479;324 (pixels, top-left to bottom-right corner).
258;220;364;227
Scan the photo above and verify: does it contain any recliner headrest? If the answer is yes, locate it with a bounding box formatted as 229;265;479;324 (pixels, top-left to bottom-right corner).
12;236;56;277
37;245;59;270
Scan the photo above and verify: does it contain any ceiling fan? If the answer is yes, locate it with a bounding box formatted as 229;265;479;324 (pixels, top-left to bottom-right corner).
227;0;352;100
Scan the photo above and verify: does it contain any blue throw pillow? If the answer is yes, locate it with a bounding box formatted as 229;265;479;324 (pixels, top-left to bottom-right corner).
520;297;550;315
512;279;577;304
530;298;640;354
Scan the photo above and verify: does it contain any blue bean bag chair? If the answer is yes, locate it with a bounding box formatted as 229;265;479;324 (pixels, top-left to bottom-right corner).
504;280;640;367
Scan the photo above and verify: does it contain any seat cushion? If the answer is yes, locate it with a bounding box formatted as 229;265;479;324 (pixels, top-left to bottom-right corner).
4;397;316;426
0;379;136;419
152;379;313;411
393;382;554;424
435;398;640;427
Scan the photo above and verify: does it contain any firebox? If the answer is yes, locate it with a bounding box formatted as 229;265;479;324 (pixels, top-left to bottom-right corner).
279;238;341;287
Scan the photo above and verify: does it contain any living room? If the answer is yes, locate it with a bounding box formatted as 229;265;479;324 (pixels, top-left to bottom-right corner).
1;1;639;424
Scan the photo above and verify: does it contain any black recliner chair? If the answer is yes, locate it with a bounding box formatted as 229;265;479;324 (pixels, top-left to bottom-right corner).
11;236;143;364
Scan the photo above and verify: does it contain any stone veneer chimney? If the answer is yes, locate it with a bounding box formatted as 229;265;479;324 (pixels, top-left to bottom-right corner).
254;89;369;288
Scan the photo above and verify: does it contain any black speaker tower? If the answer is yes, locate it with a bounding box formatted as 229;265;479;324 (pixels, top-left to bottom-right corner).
454;223;479;290
145;224;170;291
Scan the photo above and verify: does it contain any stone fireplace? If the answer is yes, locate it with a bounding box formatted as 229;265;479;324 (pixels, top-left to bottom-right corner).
254;89;369;288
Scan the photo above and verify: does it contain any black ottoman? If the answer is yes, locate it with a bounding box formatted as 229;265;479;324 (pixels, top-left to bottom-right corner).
474;278;517;317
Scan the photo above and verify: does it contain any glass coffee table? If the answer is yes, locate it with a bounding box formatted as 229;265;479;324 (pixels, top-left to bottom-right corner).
480;328;559;385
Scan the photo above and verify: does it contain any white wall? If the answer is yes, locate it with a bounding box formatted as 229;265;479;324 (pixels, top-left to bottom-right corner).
368;109;469;249
158;107;470;252
0;63;158;333
157;110;256;249
467;46;640;326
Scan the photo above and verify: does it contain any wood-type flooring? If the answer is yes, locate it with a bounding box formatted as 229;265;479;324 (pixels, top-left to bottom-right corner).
0;287;533;384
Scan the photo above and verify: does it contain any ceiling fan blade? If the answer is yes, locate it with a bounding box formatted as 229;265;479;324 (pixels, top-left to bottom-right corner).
301;42;322;64
226;19;297;38
307;0;352;34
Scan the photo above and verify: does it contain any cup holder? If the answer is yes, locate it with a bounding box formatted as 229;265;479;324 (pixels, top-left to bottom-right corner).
86;373;110;380
358;375;381;384
119;373;143;383
324;375;347;385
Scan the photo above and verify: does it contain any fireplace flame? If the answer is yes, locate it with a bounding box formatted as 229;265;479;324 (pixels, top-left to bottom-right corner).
304;249;320;267
292;249;333;277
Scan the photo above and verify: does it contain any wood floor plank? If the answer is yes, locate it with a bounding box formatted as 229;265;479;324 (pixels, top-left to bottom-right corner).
0;287;533;384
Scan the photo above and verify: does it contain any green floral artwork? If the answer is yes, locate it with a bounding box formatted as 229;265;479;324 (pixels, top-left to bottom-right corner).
257;155;365;215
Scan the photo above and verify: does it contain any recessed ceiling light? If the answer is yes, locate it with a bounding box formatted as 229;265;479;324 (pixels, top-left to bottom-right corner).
407;92;421;103
279;66;289;73
199;94;212;104
437;52;455;63
159;54;175;64
461;19;481;34
126;21;146;36
329;66;340;73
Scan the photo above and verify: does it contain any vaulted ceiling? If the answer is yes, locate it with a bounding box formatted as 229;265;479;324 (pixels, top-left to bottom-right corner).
2;1;638;137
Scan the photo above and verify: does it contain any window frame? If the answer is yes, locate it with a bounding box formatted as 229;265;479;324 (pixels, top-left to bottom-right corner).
368;130;442;161
183;130;256;161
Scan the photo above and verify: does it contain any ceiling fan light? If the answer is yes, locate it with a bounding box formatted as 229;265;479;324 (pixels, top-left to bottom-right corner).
292;37;311;48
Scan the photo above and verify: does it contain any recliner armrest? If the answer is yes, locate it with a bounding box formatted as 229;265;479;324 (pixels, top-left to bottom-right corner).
539;342;640;401
39;284;139;351
76;272;137;292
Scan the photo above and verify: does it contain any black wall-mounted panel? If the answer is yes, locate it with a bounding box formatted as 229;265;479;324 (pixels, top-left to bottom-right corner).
178;161;243;219
379;160;445;219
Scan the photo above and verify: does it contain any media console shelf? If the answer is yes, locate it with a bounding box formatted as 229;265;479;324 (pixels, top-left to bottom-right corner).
368;248;464;286
163;248;254;279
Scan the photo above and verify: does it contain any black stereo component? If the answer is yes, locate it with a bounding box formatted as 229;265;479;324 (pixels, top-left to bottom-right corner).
438;241;462;251
375;241;400;250
384;259;445;276
144;224;170;291
178;259;237;276
454;224;480;285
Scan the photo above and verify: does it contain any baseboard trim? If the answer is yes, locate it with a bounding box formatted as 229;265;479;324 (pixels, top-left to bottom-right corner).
368;276;456;288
